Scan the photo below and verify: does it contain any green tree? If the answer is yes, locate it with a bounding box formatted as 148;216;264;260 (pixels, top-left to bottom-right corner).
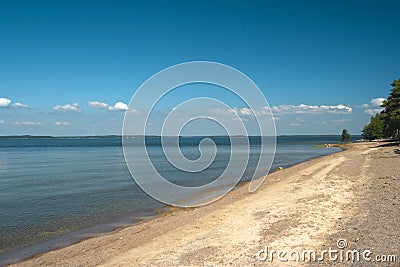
362;113;384;141
381;79;400;140
340;129;351;143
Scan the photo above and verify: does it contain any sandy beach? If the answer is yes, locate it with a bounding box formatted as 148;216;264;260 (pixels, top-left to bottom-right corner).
11;143;399;266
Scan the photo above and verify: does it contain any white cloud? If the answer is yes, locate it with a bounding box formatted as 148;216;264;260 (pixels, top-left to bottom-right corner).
360;103;369;108
53;102;81;112
361;97;385;115
289;123;301;127
87;101;109;108
108;101;129;111
87;100;138;113
0;98;30;109
0;120;4;124
237;108;252;116
229;107;274;117
14;121;42;125
365;108;383;116
209;106;276;120
54;121;70;126
212;104;352;119
271;104;352;114
370;97;385;107
0;97;11;108
11;102;30;109
86;101;131;112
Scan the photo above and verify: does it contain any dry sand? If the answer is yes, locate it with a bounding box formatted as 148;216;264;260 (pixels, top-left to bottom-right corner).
10;143;400;266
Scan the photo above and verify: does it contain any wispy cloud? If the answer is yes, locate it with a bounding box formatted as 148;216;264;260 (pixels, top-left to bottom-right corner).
0;120;5;124
331;118;351;124
11;102;30;109
230;107;253;116
210;104;352;119
87;101;109;108
231;117;247;122
13;121;42;125
289;118;306;127
294;118;306;123
54;121;70;126
360;103;369;108
53;102;81;112
87;100;134;112
208;107;273;119
0;97;11;108
364;108;383;116
271;104;352;114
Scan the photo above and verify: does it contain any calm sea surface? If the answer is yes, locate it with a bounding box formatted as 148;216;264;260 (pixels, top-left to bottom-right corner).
0;135;349;264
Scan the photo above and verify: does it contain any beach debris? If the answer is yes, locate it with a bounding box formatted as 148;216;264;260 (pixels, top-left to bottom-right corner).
314;143;332;148
313;143;345;148
277;166;283;170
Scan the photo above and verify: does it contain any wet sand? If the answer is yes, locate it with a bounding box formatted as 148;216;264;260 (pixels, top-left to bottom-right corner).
11;143;400;266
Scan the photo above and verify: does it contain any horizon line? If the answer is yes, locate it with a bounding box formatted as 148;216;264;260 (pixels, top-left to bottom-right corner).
0;134;359;139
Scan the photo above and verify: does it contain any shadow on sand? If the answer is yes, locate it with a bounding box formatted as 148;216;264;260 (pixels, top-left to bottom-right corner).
367;141;400;155
369;141;400;148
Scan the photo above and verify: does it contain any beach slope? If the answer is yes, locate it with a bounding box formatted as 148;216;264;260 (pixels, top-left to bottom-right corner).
13;143;399;266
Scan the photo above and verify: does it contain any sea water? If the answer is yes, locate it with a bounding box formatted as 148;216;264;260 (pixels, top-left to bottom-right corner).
0;135;347;264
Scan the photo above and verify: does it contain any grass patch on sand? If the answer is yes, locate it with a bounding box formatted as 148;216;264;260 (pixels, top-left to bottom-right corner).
313;143;352;148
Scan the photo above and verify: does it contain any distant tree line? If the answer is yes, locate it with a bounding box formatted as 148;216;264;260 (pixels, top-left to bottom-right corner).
363;78;400;141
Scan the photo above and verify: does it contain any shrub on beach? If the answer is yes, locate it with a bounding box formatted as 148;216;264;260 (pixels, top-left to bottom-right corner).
340;129;351;143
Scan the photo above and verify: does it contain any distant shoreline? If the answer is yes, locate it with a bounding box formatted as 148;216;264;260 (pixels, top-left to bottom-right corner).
0;134;352;139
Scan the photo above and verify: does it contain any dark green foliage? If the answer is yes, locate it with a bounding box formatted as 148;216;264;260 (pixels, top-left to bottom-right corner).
381;79;400;139
362;114;384;140
340;129;351;143
363;78;400;140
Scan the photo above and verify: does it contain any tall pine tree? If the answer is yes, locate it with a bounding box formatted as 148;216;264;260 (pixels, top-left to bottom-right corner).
381;79;400;140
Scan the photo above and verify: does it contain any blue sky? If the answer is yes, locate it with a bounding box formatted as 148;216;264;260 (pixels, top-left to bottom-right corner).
0;0;399;135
